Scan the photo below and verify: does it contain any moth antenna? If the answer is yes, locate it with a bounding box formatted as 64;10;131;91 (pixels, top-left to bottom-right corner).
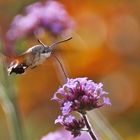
37;39;46;47
34;32;47;47
49;37;72;50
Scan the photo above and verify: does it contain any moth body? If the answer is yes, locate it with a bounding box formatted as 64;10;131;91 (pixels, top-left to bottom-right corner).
7;37;72;75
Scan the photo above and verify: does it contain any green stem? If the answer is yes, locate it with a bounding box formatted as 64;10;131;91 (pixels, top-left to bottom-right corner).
0;59;25;140
81;113;98;140
0;83;25;140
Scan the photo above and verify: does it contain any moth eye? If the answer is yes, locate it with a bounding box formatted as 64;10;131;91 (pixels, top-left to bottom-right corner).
42;50;47;53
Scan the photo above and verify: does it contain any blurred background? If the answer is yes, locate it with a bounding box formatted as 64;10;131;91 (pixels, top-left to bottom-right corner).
0;0;140;140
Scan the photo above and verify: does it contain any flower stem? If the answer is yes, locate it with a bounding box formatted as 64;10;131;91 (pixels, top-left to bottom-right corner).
82;114;98;140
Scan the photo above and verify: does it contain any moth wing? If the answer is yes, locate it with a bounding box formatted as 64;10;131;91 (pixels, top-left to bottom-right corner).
2;52;32;70
14;53;30;62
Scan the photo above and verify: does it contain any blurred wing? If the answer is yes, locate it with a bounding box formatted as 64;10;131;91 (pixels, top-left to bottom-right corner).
15;52;35;67
14;53;30;63
4;52;33;67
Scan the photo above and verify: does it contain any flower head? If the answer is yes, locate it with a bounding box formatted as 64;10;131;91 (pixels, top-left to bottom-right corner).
53;77;111;138
55;115;85;137
7;0;74;40
53;77;111;114
64;116;85;137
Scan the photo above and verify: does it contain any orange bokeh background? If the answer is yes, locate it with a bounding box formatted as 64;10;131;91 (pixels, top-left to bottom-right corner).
0;0;140;140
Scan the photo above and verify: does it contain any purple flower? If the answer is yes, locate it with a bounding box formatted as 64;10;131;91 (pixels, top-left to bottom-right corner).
55;115;85;137
7;0;75;40
52;77;111;114
52;77;111;138
64;115;75;123
40;129;90;140
103;97;111;105
55;115;64;124
64;117;85;137
61;101;73;115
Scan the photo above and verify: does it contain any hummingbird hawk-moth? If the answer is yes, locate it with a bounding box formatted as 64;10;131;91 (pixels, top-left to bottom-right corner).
7;37;72;75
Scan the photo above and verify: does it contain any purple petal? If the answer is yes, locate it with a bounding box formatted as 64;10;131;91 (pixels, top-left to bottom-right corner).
103;97;111;105
64;115;75;123
55;115;64;124
51;92;62;102
61;101;73;115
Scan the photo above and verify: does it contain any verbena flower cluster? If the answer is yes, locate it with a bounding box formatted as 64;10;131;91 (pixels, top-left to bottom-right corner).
55;115;85;137
7;0;74;40
52;77;111;137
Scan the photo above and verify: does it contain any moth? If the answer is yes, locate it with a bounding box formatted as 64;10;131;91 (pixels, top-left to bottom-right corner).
7;37;72;75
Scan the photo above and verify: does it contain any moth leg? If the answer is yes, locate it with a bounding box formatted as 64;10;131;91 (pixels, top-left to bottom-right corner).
31;65;37;69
